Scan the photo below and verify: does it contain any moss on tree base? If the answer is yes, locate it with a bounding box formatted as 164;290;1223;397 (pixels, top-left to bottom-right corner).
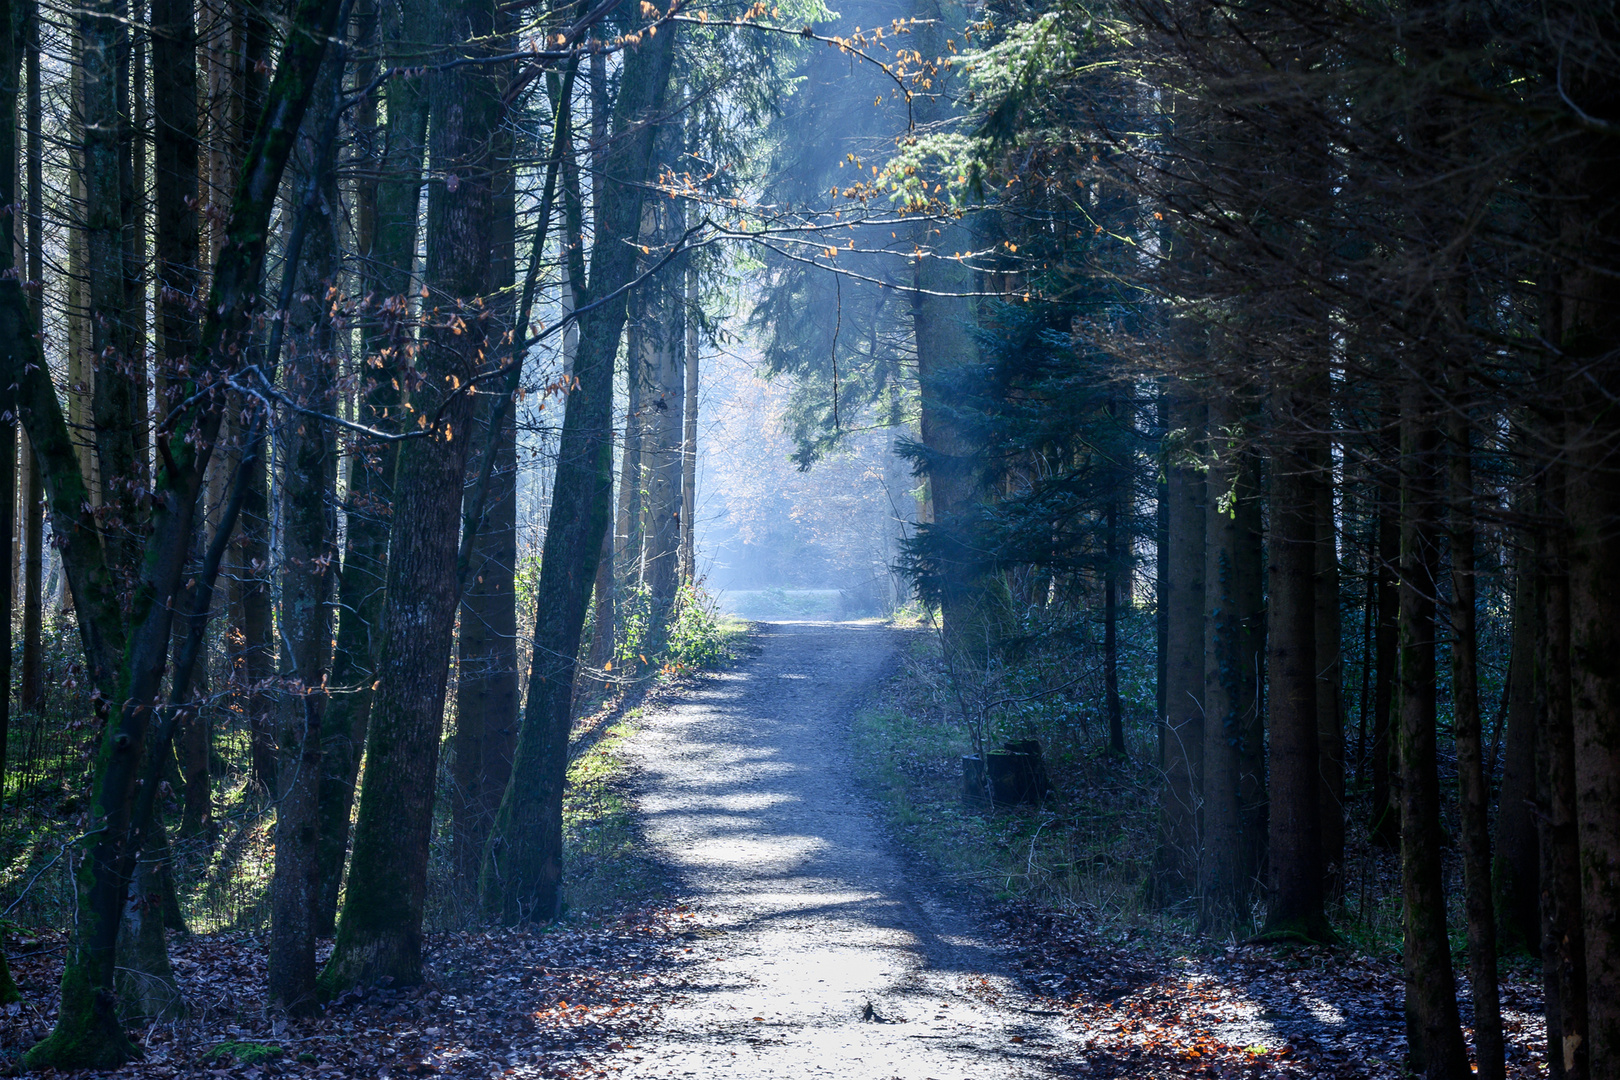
22;966;138;1070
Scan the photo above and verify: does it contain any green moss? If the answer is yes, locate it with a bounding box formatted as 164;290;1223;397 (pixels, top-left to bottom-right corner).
22;958;138;1069
205;1042;285;1065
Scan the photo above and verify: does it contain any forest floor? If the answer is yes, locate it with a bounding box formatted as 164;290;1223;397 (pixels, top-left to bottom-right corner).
2;619;1550;1078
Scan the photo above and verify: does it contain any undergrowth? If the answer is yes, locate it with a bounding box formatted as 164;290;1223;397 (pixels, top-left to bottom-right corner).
852;624;1161;925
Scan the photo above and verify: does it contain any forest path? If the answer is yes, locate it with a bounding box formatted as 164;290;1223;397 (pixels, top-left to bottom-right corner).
617;620;1080;1079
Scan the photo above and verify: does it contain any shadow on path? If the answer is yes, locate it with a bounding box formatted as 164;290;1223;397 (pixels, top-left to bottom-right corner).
618;621;1083;1079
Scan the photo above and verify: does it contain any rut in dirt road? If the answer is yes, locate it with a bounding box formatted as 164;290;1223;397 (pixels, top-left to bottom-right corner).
618;620;1080;1079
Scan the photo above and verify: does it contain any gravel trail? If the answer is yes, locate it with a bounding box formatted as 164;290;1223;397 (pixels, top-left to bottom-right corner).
618;620;1078;1079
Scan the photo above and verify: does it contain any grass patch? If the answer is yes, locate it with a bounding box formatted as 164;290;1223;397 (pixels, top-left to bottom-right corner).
852;629;1161;925
559;709;667;919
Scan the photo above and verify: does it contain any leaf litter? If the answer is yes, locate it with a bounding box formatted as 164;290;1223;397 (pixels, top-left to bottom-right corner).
3;906;697;1079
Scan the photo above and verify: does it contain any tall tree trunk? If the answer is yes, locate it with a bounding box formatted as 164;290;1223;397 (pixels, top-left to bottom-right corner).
1157;385;1203;903
1449;399;1502;1080
910;0;980;648
1312;440;1345;901
1200;393;1264;930
152;0;205;840
229;6;277;797
82;0;139;577
313;0;425;937
1539;465;1588;1080
679;262;698;584
321;0;499;988
1108;492;1121;757
617;288;647;600
1493;568;1539;954
453;396;519;885
481;25;676;925
1397;378;1468;1080
268;50;344;1013
1557;51;1620;1068
451;8;518;887
0;21;20;1001
19;0;42;715
1264;423;1325;940
1370;455;1400;848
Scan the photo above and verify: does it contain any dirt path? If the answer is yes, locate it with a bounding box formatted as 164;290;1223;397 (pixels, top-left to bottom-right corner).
618;620;1079;1079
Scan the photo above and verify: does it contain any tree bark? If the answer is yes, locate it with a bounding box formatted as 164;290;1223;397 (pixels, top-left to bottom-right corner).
482;24;676;925
1396;379;1468;1080
1104;476;1124;756
454;396;519;885
1538;466;1588;1080
268;51;344;1013
1200;393;1264;930
313;0;426;937
1449;400;1502;1080
322;0;499;988
1312;439;1344;902
679;261;698;584
1557;52;1620;1068
19;0;42;715
1369;463;1400;848
1493;569;1539;954
1263;424;1325;940
1157;383;1203;901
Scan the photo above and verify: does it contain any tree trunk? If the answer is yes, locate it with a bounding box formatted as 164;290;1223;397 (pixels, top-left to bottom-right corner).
1264;425;1325;940
152;0;207;842
1493;569;1539;954
321;0;498;988
640;185;684;619
82;0;140;578
1538;468;1588;1080
1200;393;1264;930
1397;379;1468;1080
679;262;699;584
1312;440;1344;902
19;0;42;715
1104;482;1124;756
313;0;425;937
1557;62;1620;1068
454;403;519;885
481;25;676;925
1449;401;1502;1080
910;0;981;649
268;52;343;1013
114;823;183;1021
1370;463;1400;848
1157;384;1203;902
